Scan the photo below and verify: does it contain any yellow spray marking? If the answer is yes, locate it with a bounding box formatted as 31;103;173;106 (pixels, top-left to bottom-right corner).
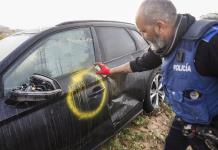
66;68;107;120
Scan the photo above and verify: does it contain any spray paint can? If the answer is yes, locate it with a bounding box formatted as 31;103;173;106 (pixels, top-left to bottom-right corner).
94;64;107;78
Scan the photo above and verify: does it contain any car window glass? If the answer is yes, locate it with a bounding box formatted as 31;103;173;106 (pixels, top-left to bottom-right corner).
130;30;149;50
95;27;136;61
3;28;95;96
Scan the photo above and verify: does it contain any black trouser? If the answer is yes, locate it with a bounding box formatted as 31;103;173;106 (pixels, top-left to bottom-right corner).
164;117;210;150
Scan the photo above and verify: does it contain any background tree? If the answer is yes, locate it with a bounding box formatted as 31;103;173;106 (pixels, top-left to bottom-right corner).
201;13;218;20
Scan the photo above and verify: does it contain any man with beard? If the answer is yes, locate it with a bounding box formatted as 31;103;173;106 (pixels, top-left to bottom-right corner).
96;0;218;149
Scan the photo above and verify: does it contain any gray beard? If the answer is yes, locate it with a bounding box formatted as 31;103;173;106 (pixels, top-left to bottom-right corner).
147;35;167;51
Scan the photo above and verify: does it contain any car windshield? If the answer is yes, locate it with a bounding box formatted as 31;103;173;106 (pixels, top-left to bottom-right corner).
0;33;34;62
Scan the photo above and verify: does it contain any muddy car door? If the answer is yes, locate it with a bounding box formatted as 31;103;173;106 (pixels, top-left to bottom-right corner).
94;26;146;128
0;27;114;150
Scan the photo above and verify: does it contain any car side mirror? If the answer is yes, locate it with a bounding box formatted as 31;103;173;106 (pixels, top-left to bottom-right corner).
8;74;63;102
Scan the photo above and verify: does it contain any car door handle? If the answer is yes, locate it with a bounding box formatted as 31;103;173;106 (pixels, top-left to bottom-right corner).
88;87;105;98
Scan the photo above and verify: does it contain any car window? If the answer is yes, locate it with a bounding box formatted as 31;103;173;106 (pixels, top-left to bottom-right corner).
3;28;95;96
95;27;136;61
130;30;149;50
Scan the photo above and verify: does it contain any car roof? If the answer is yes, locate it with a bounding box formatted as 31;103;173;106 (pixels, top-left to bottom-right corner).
9;20;135;36
11;20;136;37
56;20;136;29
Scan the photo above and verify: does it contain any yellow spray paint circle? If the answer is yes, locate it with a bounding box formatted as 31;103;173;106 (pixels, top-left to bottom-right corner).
66;69;107;120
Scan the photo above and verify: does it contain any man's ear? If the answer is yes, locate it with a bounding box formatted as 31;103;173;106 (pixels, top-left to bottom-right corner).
154;20;166;34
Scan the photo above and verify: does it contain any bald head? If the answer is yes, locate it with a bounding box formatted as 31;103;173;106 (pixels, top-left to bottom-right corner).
137;0;177;26
135;0;178;52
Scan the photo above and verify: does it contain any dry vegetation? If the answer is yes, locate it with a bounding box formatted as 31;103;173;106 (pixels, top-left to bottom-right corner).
0;34;6;40
100;103;175;150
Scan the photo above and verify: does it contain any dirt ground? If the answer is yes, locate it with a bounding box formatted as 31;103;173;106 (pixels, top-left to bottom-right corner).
100;103;175;150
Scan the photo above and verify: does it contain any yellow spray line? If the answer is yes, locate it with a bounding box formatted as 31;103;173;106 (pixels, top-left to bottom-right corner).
66;68;107;120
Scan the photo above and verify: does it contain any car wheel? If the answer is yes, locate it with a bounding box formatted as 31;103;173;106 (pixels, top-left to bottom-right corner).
143;68;165;113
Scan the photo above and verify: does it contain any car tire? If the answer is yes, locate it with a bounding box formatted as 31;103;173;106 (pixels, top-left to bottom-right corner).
143;68;165;113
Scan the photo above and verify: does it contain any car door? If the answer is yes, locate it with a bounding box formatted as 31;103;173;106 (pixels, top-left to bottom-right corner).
0;27;114;150
94;26;146;128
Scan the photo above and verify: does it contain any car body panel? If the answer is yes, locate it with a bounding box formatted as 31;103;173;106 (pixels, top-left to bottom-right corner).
0;21;151;150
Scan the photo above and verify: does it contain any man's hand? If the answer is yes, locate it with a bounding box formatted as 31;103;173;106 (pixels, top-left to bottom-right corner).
95;63;111;75
95;62;133;75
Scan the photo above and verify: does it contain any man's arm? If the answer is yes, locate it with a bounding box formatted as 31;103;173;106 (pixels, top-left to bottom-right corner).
110;62;133;74
129;49;162;72
195;33;218;78
96;49;162;75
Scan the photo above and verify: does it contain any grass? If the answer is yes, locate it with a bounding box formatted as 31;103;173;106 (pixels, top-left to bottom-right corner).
99;102;174;150
0;34;5;40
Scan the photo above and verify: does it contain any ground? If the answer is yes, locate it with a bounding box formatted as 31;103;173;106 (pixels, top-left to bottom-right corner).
99;103;175;150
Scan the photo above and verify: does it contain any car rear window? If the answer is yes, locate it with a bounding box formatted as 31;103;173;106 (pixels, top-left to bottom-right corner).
95;27;136;61
130;30;149;50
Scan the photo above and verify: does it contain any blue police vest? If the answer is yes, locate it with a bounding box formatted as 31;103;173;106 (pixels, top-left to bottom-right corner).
162;20;218;124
